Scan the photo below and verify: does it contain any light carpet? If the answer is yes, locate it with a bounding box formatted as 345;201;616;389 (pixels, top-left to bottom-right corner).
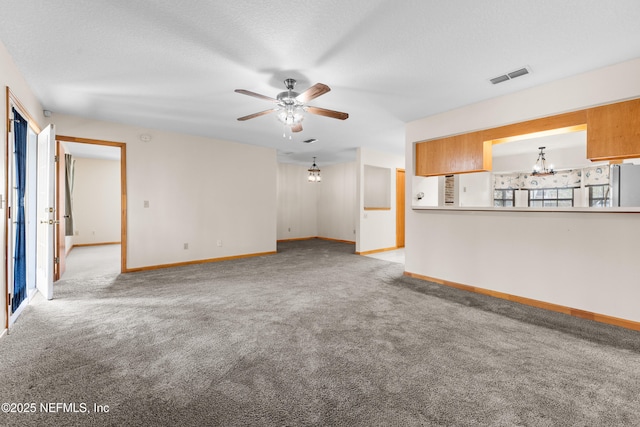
0;239;638;426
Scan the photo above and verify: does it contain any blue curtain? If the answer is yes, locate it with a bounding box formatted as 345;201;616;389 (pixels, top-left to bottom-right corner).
12;108;28;313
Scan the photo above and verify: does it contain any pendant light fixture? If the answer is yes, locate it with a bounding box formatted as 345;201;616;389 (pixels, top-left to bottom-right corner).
532;146;555;176
308;157;321;182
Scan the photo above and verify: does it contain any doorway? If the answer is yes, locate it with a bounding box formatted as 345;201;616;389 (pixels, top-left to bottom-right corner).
55;136;127;277
4;92;42;328
6;108;39;324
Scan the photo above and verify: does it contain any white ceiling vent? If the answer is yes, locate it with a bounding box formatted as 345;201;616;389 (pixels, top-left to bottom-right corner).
490;66;531;84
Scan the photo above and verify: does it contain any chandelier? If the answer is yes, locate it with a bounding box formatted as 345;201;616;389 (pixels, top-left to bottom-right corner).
532;146;555;176
308;157;321;182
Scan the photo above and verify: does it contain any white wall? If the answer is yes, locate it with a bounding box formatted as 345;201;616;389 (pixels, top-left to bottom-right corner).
52;114;277;270
0;40;47;332
406;58;640;323
317;162;357;242
277;163;318;240
71;158;121;245
458;172;492;207
493;145;605;173
412;176;439;207
277;161;357;243
357;148;404;253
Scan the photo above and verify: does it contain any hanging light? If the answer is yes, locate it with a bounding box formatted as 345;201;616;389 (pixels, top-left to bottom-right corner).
276;79;305;139
308;157;321;182
532;146;555;176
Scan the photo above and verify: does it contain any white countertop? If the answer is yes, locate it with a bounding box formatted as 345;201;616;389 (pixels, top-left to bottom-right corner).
411;205;640;213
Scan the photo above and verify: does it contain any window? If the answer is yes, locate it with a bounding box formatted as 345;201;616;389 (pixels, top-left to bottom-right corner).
589;184;611;207
493;189;515;207
529;188;574;207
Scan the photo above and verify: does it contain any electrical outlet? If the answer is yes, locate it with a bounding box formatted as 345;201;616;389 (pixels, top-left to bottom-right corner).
184;243;189;250
144;200;150;208
217;240;223;247
288;227;291;232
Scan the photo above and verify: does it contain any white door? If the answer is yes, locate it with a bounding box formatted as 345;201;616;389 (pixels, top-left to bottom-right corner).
36;124;56;300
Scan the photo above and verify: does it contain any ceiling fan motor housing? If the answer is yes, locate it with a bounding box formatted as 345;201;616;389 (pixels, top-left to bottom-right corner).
277;90;301;106
277;79;301;106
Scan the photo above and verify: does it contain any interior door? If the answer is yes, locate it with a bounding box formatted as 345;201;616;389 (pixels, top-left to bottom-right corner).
396;169;405;248
36;124;56;300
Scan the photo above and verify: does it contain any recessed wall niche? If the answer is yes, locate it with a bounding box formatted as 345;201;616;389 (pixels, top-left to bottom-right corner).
364;165;391;209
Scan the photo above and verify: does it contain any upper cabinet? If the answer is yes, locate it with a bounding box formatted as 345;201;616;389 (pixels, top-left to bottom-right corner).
415;98;640;176
587;98;640;161
415;132;491;176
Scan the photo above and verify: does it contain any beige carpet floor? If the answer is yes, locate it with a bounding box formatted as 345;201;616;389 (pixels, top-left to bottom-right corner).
0;239;638;426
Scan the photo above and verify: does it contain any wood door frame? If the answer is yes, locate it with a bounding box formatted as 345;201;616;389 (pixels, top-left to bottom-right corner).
56;135;128;274
55;141;66;281
395;168;405;248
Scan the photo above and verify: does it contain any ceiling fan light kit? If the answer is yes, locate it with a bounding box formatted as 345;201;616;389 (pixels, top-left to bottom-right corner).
235;78;349;138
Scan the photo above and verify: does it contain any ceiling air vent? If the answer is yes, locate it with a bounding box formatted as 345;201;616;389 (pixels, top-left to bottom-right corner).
490;75;510;85
490;66;531;85
302;138;317;144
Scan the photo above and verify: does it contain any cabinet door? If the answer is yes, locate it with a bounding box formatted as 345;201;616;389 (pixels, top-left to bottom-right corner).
415;132;491;176
587;98;640;161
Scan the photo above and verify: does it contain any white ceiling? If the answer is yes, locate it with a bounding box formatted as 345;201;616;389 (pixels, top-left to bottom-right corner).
61;142;120;161
1;1;639;165
492;131;586;158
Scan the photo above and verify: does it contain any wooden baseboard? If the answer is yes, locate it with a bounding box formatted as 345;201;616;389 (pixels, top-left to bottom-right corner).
404;271;640;332
316;237;355;245
125;251;277;273
67;242;121;255
356;246;398;256
72;241;121;249
277;237;317;243
277;237;355;245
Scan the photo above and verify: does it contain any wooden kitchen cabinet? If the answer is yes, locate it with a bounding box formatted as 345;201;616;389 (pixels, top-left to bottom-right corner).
587;98;640;161
415;131;491;176
414;97;640;176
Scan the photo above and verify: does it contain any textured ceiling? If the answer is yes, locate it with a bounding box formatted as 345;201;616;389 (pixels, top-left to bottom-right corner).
1;1;640;165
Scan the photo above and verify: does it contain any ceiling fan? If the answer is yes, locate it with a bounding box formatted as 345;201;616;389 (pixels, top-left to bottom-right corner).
235;78;348;134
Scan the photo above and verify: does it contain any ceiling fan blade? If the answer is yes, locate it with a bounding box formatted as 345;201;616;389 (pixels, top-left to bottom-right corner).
296;83;330;103
306;106;349;120
291;123;303;133
234;89;278;102
237;109;277;121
